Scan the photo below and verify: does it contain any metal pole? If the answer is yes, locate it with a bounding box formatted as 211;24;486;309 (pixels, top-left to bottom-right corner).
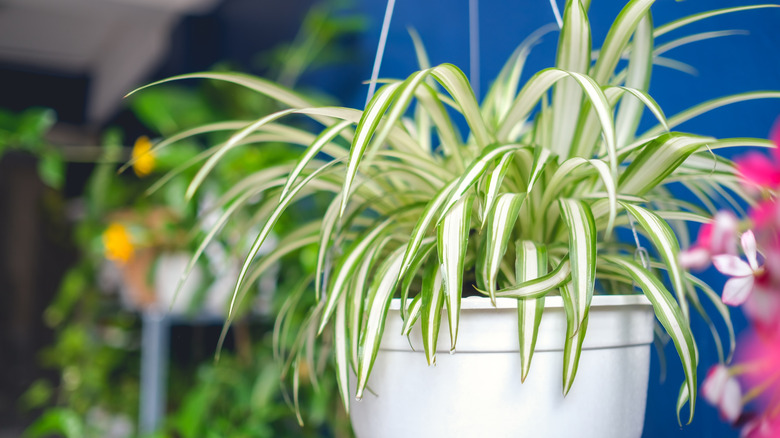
139;310;170;435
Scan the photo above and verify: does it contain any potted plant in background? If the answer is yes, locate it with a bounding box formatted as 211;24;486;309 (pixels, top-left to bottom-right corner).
21;2;364;436
128;1;779;437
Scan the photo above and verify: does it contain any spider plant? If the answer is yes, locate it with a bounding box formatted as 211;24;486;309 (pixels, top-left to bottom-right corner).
128;0;780;426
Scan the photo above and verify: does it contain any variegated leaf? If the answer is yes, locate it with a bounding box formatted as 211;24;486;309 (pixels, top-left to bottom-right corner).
401;294;424;339
356;246;407;399
615;10;653;144
621;202;689;320
603;255;697;425
319;218;394;334
558;198;596;328
551;0;591;158
479;193;526;303
439;143;523;222
494;257;571;299
339;82;403;217
516;240;548;382
398;181;458;281
560;281;589;396
334;293;350;413
482;151;515;228
281;120;352;200
437;194;474;351
420;263;445;365
430;64;492;147
618;132;711;196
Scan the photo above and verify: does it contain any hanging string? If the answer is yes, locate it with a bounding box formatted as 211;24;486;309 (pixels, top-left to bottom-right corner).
628;214;651;270
365;0;397;107
549;0;563;29
469;0;480;100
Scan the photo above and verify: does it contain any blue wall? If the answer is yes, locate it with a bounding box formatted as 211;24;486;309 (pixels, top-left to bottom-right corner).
346;1;780;437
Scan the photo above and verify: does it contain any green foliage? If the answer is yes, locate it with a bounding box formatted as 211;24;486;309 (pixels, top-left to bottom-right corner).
0;107;64;189
131;2;780;428
25;2;366;437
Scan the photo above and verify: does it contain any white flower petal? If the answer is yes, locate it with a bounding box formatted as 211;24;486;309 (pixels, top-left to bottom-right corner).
711;211;739;255
713;254;754;277
741;230;759;271
702;364;729;405
722;275;755;306
720;376;743;423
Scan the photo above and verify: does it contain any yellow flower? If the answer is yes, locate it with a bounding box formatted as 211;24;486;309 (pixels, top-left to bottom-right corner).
103;223;134;263
131;136;156;177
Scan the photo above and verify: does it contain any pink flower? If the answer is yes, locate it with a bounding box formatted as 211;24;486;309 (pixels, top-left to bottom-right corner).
749;200;780;231
702;364;743;423
741;414;780;438
680;211;739;270
734;118;780;190
713;231;763;306
743;287;780;337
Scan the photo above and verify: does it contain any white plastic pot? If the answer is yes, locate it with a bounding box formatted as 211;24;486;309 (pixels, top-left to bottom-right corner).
349;294;655;438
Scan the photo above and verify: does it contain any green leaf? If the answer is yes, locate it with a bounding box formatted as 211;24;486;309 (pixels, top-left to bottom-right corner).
479;193;526;303
551;0;591;158
643;91;780;138
316;193;343;300
616;12;653;147
494;257;571;299
654;4;780;38
687;274;735;363
483;24;558;127
558;198;596;328
334;81;403;217
356;246;406;399
603;255;697;424
186;108;298;200
516;240;548;382
618;132;711;196
430;64;492;147
590;0;654;84
281;120;352;200
482;151;514;228
498;68;617;178
334;294;350;413
319;217;394;334
560;281;590;396
439;143;522;220
437;193;474;351
398;180;458;281
400;239;437;319
223;159;340;331
349;236;392;369
420;262;445;365
402;294;424;339
126;71;316;111
621;202;689;320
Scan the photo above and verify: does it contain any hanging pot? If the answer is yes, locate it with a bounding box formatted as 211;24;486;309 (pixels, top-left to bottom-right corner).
350;294;654;438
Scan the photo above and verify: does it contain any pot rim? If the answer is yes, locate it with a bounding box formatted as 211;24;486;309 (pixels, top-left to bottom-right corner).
389;294;651;311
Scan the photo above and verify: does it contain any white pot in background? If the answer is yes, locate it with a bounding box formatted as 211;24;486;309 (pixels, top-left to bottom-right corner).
350;295;654;438
154;252;203;315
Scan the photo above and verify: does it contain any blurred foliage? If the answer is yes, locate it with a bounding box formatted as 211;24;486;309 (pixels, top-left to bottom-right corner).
0;106;64;189
22;1;363;437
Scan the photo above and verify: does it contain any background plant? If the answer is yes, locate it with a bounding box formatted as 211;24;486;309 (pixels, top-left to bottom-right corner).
22;2;364;436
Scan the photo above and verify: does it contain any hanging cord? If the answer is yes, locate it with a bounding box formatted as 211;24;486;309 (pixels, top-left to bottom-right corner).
365;0;397;107
549;0;563;29
469;0;480;100
628;214;651;270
